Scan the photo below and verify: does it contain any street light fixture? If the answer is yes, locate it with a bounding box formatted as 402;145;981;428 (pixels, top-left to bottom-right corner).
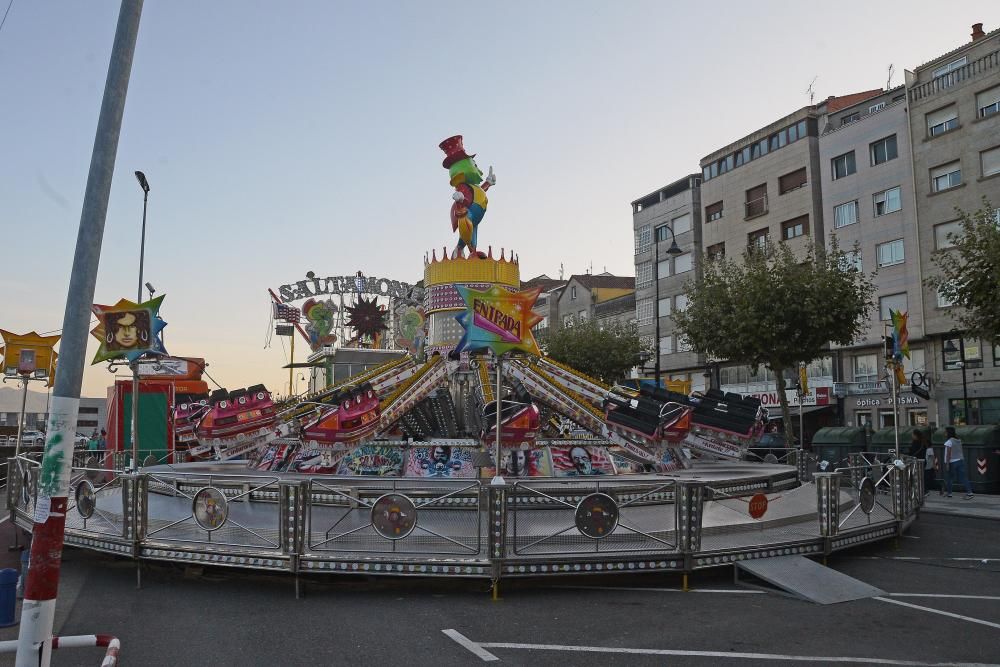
943;335;970;425
653;224;683;388
131;170;151;471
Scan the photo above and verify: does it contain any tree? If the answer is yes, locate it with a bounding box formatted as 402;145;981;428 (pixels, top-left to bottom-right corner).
672;239;875;444
539;318;650;385
924;199;1000;343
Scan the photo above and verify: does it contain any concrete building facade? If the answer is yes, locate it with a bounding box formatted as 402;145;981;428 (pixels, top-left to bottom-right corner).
905;23;1000;425
631;175;704;390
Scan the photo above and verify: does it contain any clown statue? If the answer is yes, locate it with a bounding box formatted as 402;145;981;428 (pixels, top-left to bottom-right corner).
439;135;496;258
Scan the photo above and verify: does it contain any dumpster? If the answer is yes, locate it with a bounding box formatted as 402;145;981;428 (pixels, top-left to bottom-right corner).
931;426;1000;495
811;427;867;472
870;426;933;458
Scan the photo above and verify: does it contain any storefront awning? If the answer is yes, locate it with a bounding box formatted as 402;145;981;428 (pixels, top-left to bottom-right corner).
767;405;831;419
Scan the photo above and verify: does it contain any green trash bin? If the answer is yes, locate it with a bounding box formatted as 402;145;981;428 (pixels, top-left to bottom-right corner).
812;427;867;472
870;426;933;458
931;426;1000;495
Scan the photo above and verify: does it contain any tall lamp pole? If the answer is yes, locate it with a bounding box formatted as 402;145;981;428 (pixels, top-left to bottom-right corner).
945;334;971;425
653;224;683;387
131;170;150;471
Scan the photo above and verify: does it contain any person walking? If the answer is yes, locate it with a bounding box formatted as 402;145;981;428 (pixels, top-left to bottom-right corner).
908;430;935;495
943;426;973;499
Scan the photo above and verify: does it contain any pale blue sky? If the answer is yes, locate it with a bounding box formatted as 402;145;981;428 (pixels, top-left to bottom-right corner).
0;1;995;397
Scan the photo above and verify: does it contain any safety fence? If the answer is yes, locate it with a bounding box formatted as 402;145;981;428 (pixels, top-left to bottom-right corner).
6;454;922;581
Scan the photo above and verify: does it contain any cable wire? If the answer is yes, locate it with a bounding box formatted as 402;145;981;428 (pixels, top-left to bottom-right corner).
0;0;14;36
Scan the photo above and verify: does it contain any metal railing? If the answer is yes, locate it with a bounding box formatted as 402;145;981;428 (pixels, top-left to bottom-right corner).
909;49;1000;102
4;454;921;581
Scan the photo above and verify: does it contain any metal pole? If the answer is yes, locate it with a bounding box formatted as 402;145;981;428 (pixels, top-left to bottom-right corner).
798;364;805;450
13;377;28;460
654;233;660;387
959;338;969;425
492;353;504;485
289;333;295;397
16;2;144;664
131;363;140;470
890;360;900;455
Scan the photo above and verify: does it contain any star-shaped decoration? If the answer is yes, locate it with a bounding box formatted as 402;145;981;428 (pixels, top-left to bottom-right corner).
90;295;167;364
454;285;542;357
0;330;61;385
346;296;388;340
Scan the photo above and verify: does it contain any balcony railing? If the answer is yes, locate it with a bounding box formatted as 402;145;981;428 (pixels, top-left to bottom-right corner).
909;49;999;102
744;194;768;219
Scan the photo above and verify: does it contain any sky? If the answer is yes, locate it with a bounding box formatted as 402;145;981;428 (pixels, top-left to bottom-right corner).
0;1;996;400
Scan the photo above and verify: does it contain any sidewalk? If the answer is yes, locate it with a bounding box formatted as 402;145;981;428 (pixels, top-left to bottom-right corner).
920;490;1000;521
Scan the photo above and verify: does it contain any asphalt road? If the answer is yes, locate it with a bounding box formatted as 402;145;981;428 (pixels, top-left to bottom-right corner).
1;513;998;666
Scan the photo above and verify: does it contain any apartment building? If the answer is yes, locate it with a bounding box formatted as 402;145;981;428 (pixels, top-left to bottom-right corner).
630;175;704;389
521;274;567;336
905;23;1000;425
819;87;933;428
557;274;635;329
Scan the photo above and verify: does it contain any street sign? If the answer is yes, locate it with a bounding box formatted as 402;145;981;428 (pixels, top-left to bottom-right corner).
748;493;768;519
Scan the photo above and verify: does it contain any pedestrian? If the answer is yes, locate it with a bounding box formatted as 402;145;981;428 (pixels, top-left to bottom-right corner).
908;431;935;495
98;429;107;451
86;434;98;452
943;426;973;499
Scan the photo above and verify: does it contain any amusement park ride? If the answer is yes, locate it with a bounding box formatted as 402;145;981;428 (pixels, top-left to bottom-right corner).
146;134;771;477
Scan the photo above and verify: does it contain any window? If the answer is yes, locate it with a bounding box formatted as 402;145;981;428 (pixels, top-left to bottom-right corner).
937;285;955;308
705;201;723;222
657;259;670;279
781;215;808;240
578;310;588;322
635;298;653;326
927;105;958;136
657;297;671;318
840;249;862;272
854;354;879;383
981;146;1000;178
943;336;983;370
706;242;725;262
674;294;689;311
779;167;807;194
932;56;967;87
634;225;651;253
676;336;692;353
834;200;859;228
674;253;693;274
876;239;904;267
832;151;856;179
869;102;886;114
636;261;652;289
873;186;901;216
994;342;1000;367
562;314;574;327
840;112;860;127
79;407;99;414
934;221;961;248
931;161;961;192
978;85;1000;118
878;293;907;321
659;336;673;355
570;285;577;300
748;228;769;252
869;135;897;165
745;184;767;218
671;213;692;235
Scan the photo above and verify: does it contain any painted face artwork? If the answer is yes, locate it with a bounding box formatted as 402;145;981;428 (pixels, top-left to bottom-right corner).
571;447;593;475
114;313;139;348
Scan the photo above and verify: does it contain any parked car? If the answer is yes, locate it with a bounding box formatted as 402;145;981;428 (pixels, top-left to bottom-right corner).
20;430;45;447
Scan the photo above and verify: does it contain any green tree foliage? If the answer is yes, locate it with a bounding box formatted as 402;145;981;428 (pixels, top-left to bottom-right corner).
672;239;875;442
924;200;1000;342
540;318;650;385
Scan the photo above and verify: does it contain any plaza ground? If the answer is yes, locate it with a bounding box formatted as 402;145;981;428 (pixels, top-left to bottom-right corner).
0;498;998;666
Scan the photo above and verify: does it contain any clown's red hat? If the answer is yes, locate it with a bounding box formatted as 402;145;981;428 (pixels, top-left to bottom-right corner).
439;135;475;169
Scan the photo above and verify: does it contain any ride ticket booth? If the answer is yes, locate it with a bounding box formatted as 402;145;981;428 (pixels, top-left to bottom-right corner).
105;380;175;467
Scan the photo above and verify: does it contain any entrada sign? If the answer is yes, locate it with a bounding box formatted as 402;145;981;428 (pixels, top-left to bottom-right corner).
277;274;414;303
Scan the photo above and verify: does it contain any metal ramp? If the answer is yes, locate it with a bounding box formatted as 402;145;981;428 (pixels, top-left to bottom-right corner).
734;555;884;604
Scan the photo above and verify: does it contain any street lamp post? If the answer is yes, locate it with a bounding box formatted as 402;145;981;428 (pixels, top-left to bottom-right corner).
653;224;683;387
945;334;971;425
131;171;150;471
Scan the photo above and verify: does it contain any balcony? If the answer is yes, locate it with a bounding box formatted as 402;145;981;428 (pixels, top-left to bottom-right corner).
744;194;769;220
909;49;999;102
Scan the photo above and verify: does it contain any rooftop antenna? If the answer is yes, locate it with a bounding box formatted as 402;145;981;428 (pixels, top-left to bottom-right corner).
806;76;818;105
559;263;564;280
886;64;895;89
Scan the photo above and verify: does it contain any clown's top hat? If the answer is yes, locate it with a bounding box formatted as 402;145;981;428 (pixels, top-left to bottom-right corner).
439;135;475;169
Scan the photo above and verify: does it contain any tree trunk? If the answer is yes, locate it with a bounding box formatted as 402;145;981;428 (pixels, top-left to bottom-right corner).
773;368;796;445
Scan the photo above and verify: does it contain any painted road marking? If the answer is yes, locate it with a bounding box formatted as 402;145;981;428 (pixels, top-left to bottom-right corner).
875;597;1000;630
550;586;1000;601
443;631;999;665
441;629;499;662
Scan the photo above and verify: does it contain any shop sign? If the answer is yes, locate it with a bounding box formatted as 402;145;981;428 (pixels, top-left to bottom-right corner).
853;394;923;408
743;386;831;408
834;381;911;396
